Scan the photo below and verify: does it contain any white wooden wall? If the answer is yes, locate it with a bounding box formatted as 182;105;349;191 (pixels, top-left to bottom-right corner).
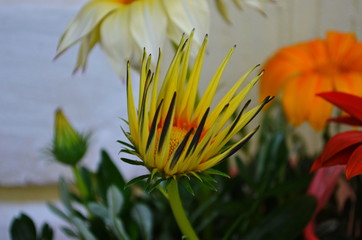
0;0;361;238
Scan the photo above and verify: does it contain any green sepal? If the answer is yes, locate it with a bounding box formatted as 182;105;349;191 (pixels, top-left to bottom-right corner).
180;178;195;196
120;157;144;166
125;174;150;189
203;168;230;178
145;179;163;193
116;140;135;150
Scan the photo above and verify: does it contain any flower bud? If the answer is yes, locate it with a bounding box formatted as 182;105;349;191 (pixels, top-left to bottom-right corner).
50;109;88;166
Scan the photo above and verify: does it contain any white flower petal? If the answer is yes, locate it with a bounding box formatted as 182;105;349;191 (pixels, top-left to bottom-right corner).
130;0;167;62
163;0;210;46
100;7;134;79
57;0;120;56
74;28;100;74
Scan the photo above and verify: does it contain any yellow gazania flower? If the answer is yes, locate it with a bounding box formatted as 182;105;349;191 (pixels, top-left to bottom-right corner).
121;34;272;181
259;31;362;130
56;0;209;78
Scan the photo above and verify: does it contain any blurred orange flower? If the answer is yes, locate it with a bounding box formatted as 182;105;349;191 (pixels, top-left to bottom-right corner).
259;31;362;130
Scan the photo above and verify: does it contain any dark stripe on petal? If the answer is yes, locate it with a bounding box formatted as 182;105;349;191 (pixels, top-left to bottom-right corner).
222;126;260;161
146;99;164;151
226;99;251;136
243;96;274;128
158;92;177;153
170;128;194;169
139;71;154;131
186;108;210;157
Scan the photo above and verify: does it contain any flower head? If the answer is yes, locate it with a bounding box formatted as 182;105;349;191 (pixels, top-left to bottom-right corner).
121;33;272;184
50;109;89;166
259;31;362;130
56;0;209;78
311;92;362;180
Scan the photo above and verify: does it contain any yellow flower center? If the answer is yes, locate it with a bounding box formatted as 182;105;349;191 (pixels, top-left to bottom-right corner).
156;126;190;160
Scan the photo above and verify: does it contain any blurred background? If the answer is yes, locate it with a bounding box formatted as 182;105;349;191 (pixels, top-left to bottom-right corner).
1;0;361;239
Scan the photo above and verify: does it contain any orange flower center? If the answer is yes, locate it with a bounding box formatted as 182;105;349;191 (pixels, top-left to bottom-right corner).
315;63;342;77
115;0;137;4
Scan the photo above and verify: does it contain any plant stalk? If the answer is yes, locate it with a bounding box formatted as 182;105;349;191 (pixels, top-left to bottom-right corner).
167;180;199;240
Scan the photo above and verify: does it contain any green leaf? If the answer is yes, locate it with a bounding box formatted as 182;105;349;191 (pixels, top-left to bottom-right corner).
47;203;70;222
242;195;317;240
107;185;124;216
39;223;53;240
97;150;127;200
59;177;73;212
114;218;130;240
88;203;108;221
131;204;153;240
61;227;77;238
71;216;96;240
10;213;37;240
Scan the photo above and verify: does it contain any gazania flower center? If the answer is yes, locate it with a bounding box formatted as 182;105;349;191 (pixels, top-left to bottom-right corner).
156;127;191;160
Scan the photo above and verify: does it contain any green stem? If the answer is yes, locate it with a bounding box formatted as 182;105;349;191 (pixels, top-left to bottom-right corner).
167;180;199;240
72;165;88;200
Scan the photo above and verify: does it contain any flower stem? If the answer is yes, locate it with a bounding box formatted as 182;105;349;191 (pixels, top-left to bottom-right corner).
72;165;87;199
167;180;199;240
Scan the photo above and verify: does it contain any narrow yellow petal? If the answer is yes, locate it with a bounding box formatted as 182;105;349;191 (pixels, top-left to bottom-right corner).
205;65;260;129
181;36;208;120
192;46;235;123
126;63;139;144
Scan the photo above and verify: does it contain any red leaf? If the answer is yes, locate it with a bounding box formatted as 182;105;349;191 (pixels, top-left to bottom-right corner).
318;92;362;124
346;144;362;180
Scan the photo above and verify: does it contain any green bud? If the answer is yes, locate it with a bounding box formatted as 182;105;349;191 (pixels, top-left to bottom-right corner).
50;108;88;166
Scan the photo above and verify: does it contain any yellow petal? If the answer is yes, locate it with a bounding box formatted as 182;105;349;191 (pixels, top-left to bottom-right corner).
192;46;235;124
